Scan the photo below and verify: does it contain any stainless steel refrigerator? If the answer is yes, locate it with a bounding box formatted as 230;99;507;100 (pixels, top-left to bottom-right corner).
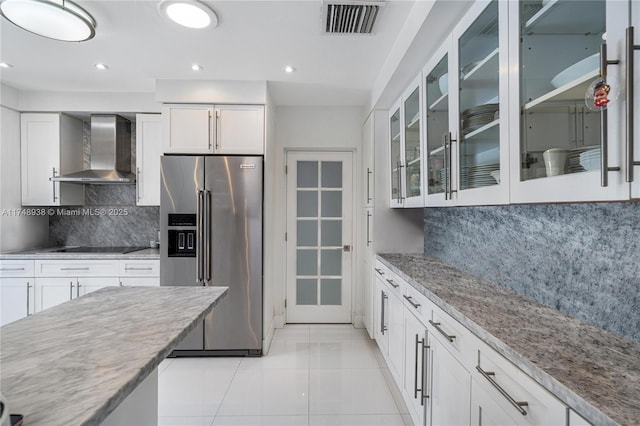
160;155;263;356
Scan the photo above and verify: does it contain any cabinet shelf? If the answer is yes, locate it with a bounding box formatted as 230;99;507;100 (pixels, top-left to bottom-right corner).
430;145;445;157
463;119;499;139
524;69;598;111
462;48;499;82
429;92;448;112
392;132;401;142
407;157;421;166
407;112;420;129
525;0;605;35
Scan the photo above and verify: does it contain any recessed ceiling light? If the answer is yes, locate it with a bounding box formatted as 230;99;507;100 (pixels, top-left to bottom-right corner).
0;0;96;42
95;63;109;70
0;62;13;69
191;63;203;71
159;1;218;29
283;65;296;73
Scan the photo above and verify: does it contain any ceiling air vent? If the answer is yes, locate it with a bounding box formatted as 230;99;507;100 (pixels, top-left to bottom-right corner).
322;1;385;35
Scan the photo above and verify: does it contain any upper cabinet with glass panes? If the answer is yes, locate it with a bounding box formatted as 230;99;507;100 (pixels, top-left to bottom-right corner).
508;0;635;203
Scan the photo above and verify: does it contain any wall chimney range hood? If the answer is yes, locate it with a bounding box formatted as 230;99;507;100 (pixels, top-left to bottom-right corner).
52;115;135;184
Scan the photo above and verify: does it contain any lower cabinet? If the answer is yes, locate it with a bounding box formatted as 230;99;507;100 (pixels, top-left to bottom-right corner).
0;278;35;326
35;276;119;311
430;334;472;425
403;309;428;425
373;259;573;426
119;259;160;286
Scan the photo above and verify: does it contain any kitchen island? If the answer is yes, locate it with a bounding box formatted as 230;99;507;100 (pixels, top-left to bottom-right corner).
0;285;227;425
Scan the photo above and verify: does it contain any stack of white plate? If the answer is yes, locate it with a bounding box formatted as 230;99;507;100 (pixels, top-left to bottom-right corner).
460;163;499;189
461;103;499;135
579;148;600;171
567;146;597;173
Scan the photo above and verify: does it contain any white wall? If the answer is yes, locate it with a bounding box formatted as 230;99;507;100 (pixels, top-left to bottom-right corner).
271;106;364;326
0;84;48;251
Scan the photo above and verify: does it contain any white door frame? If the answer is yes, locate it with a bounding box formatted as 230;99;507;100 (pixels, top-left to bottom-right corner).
284;149;354;324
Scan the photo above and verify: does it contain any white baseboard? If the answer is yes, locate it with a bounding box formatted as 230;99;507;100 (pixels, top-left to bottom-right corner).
353;315;364;329
273;314;285;329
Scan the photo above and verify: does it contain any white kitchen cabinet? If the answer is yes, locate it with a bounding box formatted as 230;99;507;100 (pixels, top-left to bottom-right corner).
119;259;160;287
215;105;264;154
135;114;162;206
388;75;425;208
508;0;632;203
162;104;264;154
386;282;404;384
471;341;567;426
34;260;120;311
21;113;83;206
373;267;388;353
373;265;404;383
429;333;472;426
404;308;428;425
0;260;36;325
0;278;35;325
362;245;374;338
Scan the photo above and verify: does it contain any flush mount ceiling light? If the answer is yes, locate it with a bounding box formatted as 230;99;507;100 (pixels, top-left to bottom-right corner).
0;62;13;68
283;65;296;73
0;0;96;42
95;63;108;70
191;63;203;71
159;1;218;29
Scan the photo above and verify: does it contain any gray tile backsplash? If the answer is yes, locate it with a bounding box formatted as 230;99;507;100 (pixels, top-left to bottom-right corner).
49;185;159;247
49;119;159;247
423;203;640;344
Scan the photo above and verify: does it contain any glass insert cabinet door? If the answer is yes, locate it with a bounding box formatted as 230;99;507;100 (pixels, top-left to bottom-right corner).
509;0;629;203
403;81;423;207
456;0;501;193
424;48;450;204
389;102;403;207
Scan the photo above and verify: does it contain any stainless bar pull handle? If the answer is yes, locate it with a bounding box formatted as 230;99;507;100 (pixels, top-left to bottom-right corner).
626;27;640;182
367;168;373;203
414;334;424;401
422;336;430;404
197;189;205;283
214;110;220;151
429;320;456;342
448;133;457;199
397;161;404;204
26;282;32;316
476;365;528;416
374;268;384;276
124;267;153;271
136;167;142;201
60;267;90;271
366;211;372;247
208;110;214;151
1;267;26;271
380;291;388;335
205;189;212;282
385;278;399;289
444;133;450;199
77;281;81;298
403;294;420;309
52;167;58;203
599;42;621;187
70;282;74;299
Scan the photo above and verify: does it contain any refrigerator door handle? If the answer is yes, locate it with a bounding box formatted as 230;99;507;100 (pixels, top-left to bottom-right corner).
197;189;205;283
205;189;212;283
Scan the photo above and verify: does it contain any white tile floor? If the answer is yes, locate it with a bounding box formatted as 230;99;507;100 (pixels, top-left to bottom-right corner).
158;324;410;426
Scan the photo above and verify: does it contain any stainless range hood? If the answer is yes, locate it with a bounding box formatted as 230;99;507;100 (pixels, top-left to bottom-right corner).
52;115;135;184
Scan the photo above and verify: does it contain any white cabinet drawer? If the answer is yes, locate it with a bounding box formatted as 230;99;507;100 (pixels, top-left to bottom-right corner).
430;304;477;370
35;260;119;277
375;262;404;297
0;260;35;278
119;277;159;287
119;259;159;277
473;341;567;425
402;283;432;325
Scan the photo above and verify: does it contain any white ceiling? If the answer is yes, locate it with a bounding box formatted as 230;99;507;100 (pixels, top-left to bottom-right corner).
0;0;416;106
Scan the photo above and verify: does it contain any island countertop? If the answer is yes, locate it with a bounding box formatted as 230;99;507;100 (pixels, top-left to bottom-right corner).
0;286;228;426
378;253;640;426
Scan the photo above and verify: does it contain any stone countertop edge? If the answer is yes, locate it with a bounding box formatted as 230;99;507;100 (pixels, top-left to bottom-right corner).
0;286;228;426
0;248;160;260
377;253;639;426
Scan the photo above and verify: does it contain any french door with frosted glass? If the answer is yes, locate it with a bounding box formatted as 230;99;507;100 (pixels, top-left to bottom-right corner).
286;151;353;323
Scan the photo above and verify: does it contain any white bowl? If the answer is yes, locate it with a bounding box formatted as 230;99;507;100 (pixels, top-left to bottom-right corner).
550;53;599;88
489;170;500;184
438;73;448;95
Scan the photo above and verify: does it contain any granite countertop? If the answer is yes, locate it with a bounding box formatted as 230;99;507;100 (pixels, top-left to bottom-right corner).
378;253;640;426
0;286;227;425
0;247;160;260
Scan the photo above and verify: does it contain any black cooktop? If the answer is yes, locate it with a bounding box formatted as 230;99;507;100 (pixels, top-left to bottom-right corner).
51;246;147;254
